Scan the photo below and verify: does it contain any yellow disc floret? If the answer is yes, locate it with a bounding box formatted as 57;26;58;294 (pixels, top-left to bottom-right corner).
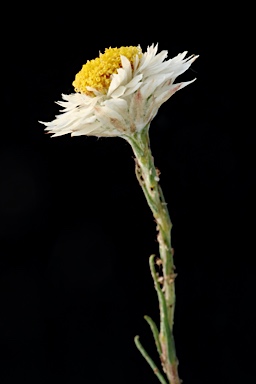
72;46;142;96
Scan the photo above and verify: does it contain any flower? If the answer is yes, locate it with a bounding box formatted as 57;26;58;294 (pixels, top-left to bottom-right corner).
40;44;198;138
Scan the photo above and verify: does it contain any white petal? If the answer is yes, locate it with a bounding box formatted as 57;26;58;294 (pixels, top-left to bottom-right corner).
120;55;132;81
123;81;142;97
94;105;128;133
110;85;126;98
140;73;173;99
133;54;140;71
104;98;128;115
107;56;133;97
51;131;72;137
125;74;143;89
129;90;144;124
107;70;126;96
71;122;102;136
155;79;196;106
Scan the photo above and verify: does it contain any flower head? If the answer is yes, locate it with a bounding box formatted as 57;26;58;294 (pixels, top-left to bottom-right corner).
40;44;198;138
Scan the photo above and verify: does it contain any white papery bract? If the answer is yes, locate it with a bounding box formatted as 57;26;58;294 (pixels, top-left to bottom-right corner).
40;44;198;138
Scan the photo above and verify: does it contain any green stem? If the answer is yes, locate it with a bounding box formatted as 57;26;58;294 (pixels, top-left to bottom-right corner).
149;255;176;365
134;336;168;384
144;315;162;357
127;126;176;329
125;125;181;384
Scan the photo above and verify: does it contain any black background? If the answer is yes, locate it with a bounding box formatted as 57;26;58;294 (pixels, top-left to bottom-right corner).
1;5;254;384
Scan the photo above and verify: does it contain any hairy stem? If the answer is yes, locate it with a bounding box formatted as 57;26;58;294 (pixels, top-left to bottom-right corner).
126;125;181;384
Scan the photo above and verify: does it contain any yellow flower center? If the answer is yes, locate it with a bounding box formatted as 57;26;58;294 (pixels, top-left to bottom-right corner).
72;46;142;96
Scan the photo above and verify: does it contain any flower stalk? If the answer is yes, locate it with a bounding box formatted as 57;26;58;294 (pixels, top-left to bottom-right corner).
126;125;180;384
40;43;198;383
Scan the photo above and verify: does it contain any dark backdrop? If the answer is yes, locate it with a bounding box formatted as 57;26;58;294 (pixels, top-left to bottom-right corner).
1;4;254;384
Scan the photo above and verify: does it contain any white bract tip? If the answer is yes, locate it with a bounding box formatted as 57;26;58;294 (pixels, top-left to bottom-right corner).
40;44;198;139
